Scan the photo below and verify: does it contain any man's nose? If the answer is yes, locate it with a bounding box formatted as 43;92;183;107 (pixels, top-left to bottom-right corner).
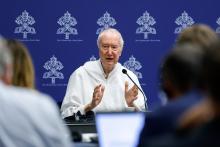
106;48;113;54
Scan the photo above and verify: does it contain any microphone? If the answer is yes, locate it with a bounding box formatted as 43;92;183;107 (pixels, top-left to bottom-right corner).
122;69;148;110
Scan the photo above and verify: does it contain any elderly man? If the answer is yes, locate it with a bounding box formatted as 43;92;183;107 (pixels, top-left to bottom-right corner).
61;28;146;119
0;38;72;147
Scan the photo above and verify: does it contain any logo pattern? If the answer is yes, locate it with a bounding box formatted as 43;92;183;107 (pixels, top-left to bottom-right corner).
216;17;220;33
123;55;143;79
43;55;64;84
174;11;195;34
136;11;156;39
96;11;117;34
14;10;36;39
89;55;97;61
57;11;78;40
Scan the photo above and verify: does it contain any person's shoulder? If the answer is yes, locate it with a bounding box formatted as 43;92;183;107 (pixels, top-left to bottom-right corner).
83;60;97;67
70;60;98;75
153;95;199;118
9;85;47;97
167;91;202;109
68;62;88;78
7;85;55;108
83;60;102;74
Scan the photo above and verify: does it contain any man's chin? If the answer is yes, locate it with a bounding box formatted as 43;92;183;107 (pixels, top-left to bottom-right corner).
103;62;115;69
105;60;114;64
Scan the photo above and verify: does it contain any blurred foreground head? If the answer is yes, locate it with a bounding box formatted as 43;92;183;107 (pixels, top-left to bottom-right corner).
0;38;12;85
203;38;220;103
178;38;220;131
7;39;35;89
176;24;218;51
160;43;204;100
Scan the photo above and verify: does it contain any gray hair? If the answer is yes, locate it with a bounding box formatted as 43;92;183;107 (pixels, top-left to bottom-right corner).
0;37;12;76
97;28;124;50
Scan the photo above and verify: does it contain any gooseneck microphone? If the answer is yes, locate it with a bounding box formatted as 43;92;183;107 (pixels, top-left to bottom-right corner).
122;69;148;110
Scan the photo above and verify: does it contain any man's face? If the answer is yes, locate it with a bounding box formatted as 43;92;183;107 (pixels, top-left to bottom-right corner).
99;33;122;73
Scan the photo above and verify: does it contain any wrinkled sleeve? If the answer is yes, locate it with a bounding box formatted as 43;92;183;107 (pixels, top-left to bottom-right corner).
61;68;87;119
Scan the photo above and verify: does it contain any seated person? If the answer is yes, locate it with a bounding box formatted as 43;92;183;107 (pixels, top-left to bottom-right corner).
61;28;146;119
145;37;220;147
138;24;219;147
138;43;205;147
0;38;72;147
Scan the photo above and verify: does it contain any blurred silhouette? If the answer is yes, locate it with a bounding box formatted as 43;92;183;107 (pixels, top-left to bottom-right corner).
176;24;218;50
138;43;205;147
0;38;72;147
145;37;220;147
7;39;35;89
138;24;219;147
160;44;204;101
177;38;220;143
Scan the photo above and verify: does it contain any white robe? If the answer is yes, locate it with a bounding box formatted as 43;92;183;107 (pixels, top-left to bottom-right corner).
61;60;146;118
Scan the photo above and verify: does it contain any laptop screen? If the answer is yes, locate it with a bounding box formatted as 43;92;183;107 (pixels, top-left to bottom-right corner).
95;112;145;147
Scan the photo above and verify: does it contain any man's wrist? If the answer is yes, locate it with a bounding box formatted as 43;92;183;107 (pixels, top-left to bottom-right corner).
127;101;135;107
126;101;139;111
85;103;94;112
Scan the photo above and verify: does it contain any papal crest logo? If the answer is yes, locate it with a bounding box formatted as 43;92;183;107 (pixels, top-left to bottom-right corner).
14;10;39;41
89;55;97;61
174;11;195;34
57;11;82;42
123;55;143;79
216;17;220;33
43;55;64;86
136;11;156;40
96;11;117;35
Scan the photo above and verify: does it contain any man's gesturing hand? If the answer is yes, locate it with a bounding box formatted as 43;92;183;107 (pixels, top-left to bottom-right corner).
125;81;138;107
91;84;105;108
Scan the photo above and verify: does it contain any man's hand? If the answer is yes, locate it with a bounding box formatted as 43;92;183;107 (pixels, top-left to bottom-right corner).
125;81;138;107
85;84;105;112
91;84;105;107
